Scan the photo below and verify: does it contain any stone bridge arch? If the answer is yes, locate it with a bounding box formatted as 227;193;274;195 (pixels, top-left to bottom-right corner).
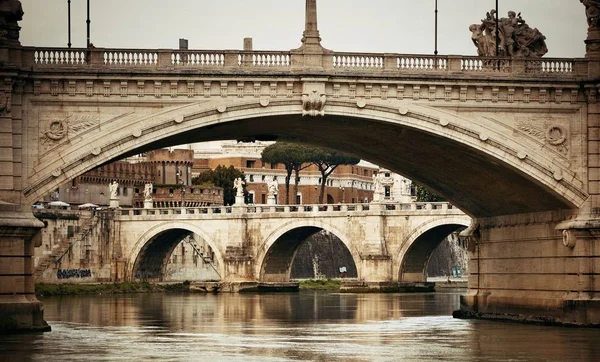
396;216;472;282
256;219;361;282
127;221;225;281
26;98;585;219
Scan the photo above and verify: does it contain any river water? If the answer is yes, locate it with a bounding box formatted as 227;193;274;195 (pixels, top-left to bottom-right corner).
2;290;599;361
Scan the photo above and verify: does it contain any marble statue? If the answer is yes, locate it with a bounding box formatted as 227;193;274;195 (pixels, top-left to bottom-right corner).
233;177;245;197
144;183;153;200
109;181;119;199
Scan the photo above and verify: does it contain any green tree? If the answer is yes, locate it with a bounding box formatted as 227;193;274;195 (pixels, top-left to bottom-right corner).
414;183;445;202
261;142;314;204
308;149;360;204
192;165;245;205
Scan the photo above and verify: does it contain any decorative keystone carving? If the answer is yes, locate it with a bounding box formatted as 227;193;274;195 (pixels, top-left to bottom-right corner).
301;90;326;117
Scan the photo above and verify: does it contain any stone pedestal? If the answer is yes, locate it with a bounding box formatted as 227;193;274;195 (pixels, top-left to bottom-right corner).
143;199;153;209
109;198;119;208
266;195;276;205
234;195;245;206
0;203;51;333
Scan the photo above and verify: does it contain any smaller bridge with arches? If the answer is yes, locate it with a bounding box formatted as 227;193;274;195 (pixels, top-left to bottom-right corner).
101;201;470;287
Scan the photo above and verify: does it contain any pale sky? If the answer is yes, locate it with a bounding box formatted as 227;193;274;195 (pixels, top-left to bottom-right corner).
20;0;587;58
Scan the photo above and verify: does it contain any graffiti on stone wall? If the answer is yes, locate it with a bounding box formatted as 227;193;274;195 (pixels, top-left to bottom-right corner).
57;268;92;279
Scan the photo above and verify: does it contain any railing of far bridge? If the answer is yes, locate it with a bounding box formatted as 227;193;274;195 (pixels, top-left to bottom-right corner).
24;47;586;77
112;202;462;218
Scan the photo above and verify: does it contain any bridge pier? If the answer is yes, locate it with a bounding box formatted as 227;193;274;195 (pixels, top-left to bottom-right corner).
455;210;600;326
0;205;50;333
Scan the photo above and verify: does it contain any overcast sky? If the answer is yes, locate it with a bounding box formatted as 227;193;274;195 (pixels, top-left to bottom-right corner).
19;0;587;58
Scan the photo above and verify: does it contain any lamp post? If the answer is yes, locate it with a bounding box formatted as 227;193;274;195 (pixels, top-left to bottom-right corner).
67;0;71;48
434;0;438;56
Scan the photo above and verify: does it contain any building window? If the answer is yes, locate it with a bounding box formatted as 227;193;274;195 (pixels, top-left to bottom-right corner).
270;163;277;169
384;186;391;198
249;175;254;182
123;187;128;196
246;192;255;204
385;172;391;177
273;176;277;181
261;193;266;204
247;160;256;168
296;193;302;204
261;175;266;181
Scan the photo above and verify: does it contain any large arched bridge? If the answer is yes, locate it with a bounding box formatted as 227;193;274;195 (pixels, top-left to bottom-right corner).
1;0;600;331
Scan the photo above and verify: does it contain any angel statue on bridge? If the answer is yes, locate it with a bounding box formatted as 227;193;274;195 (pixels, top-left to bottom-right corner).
144;183;153;200
109;180;119;200
233;177;245;197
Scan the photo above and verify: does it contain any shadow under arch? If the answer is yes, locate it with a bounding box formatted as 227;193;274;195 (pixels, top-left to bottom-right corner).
257;220;361;282
397;216;472;282
128;221;225;281
27;99;584;219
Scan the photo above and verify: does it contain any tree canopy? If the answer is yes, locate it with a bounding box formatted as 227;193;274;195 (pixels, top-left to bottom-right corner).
261;142;314;204
192;165;245;205
414;183;445;202
307;149;360;204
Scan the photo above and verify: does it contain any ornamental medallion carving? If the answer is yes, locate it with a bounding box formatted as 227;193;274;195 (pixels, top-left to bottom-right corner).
41;114;99;146
302;90;326;117
515;119;568;155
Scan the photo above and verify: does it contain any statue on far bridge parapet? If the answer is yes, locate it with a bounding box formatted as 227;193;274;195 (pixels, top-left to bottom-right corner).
469;10;547;57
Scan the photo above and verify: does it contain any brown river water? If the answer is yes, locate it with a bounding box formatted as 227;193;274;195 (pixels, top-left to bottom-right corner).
1;290;599;361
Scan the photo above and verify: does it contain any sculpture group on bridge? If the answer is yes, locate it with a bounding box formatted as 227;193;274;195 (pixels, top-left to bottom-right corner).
469;10;548;57
582;0;600;30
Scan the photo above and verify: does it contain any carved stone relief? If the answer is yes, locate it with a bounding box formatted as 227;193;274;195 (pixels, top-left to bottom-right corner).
301;90;326;116
40;114;100;149
515;119;569;155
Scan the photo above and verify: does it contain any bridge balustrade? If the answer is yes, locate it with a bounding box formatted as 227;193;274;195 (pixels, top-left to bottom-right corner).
23;47;585;78
111;202;459;219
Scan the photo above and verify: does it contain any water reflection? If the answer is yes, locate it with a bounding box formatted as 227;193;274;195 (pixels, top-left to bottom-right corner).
1;291;599;361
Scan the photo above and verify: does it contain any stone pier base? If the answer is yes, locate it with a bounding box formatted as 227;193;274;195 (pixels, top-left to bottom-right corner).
454;294;600;327
455;210;600;327
0;205;50;334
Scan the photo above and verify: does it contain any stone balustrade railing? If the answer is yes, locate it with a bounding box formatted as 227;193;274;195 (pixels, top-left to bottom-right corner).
112;202;462;218
23;47;586;77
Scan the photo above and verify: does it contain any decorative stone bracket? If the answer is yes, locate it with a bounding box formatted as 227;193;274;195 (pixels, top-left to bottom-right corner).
556;217;600;248
458;220;480;252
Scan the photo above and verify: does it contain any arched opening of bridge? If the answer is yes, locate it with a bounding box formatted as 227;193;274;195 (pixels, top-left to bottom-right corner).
261;227;357;282
133;229;220;282
399;224;467;283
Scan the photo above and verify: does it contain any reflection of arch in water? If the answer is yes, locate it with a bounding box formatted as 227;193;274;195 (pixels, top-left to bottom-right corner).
129;222;224;281
397;217;471;282
257;220;360;282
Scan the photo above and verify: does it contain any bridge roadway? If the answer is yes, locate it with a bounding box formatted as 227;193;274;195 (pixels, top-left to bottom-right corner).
1;0;600;331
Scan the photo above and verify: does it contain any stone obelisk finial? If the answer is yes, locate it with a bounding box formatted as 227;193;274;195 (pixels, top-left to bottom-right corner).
300;0;322;50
